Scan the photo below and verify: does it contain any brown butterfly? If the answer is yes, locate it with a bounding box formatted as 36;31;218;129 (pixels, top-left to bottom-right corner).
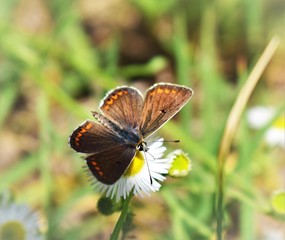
69;83;193;185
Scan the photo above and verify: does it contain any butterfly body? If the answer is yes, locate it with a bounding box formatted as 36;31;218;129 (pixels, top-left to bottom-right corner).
69;83;193;185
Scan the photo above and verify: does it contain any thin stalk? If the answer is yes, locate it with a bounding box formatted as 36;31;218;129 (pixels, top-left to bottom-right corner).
110;193;133;240
216;36;280;240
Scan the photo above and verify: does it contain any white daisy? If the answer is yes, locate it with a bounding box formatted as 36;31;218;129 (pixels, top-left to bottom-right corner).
0;193;42;240
88;138;172;202
247;106;285;148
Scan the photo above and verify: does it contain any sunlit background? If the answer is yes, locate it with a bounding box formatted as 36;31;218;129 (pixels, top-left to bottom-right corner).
0;0;284;239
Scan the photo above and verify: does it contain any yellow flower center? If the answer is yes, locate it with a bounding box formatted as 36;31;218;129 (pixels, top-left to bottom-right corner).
273;115;285;129
168;150;192;177
0;221;26;240
124;151;145;177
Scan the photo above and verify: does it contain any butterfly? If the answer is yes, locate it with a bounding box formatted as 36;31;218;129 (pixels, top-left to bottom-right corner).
69;83;193;185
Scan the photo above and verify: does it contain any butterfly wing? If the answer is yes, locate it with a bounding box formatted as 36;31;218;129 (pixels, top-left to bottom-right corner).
69;120;125;153
99;86;143;130
86;146;136;185
139;83;193;138
69;120;136;184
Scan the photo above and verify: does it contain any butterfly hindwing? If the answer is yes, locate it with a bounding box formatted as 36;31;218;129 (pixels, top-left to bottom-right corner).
139;83;193;137
86;146;136;185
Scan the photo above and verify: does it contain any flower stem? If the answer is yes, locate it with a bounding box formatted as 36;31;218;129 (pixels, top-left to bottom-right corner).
110;192;133;240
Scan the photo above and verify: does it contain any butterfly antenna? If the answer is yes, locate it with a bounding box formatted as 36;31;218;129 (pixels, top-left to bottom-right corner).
148;139;180;143
143;150;153;185
145;151;156;161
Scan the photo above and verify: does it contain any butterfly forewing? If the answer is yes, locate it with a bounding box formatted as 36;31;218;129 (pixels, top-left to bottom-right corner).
139;83;193;137
69;121;125;153
100;87;143;130
86;146;136;185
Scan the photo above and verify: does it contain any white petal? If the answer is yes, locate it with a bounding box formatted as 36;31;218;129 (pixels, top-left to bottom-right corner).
247;106;275;129
265;128;285;148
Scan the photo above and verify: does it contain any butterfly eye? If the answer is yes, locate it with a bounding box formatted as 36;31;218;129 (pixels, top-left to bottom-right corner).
137;144;144;151
137;142;148;152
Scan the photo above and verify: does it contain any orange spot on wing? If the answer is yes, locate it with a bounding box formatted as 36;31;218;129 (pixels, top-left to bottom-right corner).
123;90;128;94
80;128;87;133
107;98;114;105
111;94;118;99
164;88;170;94
150;91;155;96
104;105;110;110
157;88;163;94
117;91;123;96
91;162;97;166
77;133;82;137
85;123;93;129
98;171;103;176
171;89;177;94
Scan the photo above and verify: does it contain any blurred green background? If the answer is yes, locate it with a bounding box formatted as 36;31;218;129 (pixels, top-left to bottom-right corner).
0;0;284;239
